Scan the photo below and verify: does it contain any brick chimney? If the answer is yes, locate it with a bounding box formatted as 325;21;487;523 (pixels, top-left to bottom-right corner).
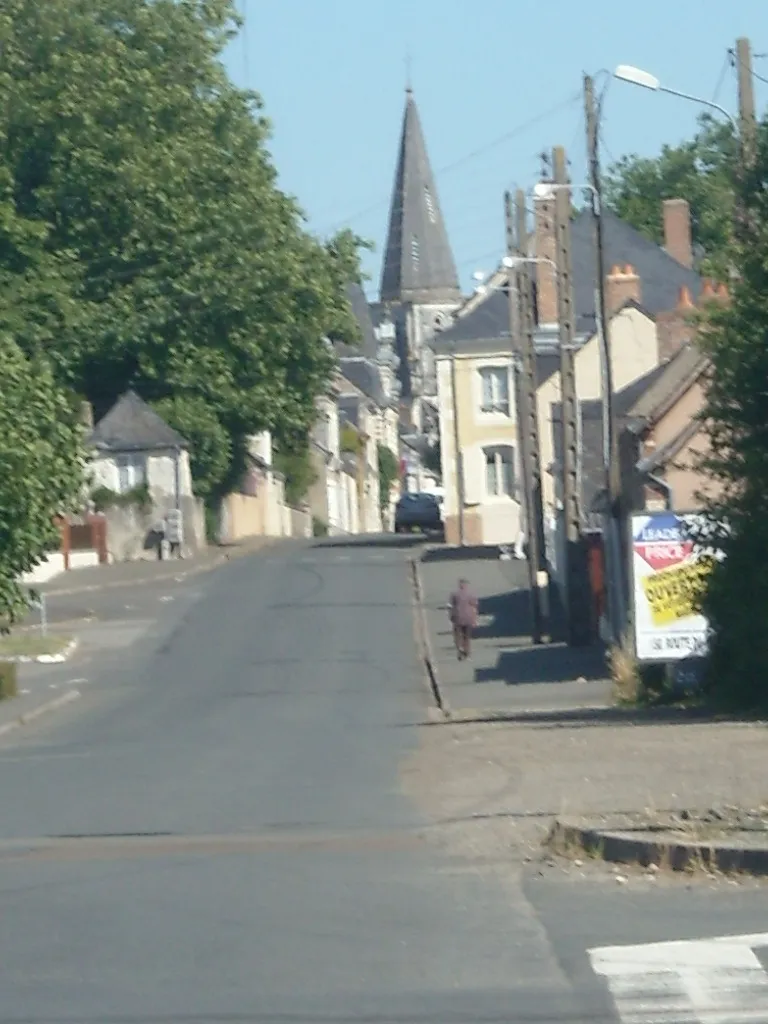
534;191;558;326
605;264;641;315
663;198;693;269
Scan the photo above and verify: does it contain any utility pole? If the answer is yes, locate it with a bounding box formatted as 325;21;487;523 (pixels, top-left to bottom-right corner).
553;145;592;646
736;37;757;168
584;73;624;642
449;342;465;545
505;190;544;643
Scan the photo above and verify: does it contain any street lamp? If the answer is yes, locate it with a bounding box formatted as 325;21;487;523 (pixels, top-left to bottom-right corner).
614;64;738;128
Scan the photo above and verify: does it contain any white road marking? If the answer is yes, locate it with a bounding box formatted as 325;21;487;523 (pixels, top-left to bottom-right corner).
590;933;768;1023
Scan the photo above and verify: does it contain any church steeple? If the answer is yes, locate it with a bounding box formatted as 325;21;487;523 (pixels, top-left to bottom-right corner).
379;89;460;305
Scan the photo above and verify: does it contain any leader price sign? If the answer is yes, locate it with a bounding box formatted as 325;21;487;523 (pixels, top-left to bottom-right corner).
631;511;712;662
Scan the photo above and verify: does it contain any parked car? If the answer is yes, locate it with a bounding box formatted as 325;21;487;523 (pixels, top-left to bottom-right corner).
394;492;444;537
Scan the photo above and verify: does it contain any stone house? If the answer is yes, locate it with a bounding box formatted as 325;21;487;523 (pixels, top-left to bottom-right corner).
87;390;206;560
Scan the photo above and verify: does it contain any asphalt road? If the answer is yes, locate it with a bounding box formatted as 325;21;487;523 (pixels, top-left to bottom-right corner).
2;537;768;1023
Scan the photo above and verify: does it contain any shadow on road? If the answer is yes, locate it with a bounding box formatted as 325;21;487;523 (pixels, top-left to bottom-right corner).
473;643;608;685
312;534;427;550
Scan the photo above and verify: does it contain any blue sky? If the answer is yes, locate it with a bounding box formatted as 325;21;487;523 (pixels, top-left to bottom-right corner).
225;0;766;298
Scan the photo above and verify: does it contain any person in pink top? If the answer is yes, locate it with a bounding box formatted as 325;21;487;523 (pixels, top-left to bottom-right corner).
448;578;478;661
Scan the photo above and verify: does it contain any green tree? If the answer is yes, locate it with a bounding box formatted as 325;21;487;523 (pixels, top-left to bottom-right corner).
377;444;399;512
273;440;316;508
0;0;362;487
152;396;231;501
0;337;84;626
604;114;737;277
693;119;768;708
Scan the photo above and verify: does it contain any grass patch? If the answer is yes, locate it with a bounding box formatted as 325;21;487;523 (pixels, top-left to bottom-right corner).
0;633;72;659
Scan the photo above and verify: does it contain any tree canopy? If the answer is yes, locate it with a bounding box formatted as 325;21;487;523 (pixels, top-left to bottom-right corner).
0;335;84;626
604;114;737;278
692;118;768;707
0;0;363;503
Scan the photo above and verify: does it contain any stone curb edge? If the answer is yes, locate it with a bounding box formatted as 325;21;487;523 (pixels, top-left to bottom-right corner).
409;552;449;717
548;818;768;877
36;537;286;599
0;689;82;739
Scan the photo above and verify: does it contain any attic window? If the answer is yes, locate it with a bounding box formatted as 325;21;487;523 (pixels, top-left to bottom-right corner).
411;235;419;267
424;186;437;223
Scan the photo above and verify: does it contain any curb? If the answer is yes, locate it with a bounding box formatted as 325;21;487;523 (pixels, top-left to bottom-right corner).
548;817;768;877
409;552;448;716
0;689;81;739
2;638;80;665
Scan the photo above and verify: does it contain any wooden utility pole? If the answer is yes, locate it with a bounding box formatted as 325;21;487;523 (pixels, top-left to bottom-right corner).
584;73;624;641
553;145;592;645
736;37;757;168
449;343;465;546
505;190;543;643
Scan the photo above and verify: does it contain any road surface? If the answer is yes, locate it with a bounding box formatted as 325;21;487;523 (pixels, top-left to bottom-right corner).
2;537;768;1023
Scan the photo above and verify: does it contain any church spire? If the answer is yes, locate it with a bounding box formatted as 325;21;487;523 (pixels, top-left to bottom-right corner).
379;89;460;305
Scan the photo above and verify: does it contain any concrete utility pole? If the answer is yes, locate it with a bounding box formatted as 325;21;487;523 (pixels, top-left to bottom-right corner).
553;145;592;646
449;342;465;545
736;37;757;168
584;73;624;642
504;190;544;643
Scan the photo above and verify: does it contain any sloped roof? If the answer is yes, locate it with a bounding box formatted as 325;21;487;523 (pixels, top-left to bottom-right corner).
337;357;385;405
380;89;460;304
89;390;188;452
345;281;378;360
434;207;702;347
637;418;702;473
625;342;706;429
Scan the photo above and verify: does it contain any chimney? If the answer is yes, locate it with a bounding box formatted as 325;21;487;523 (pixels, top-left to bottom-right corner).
534;190;558;326
605;263;641;315
700;278;717;302
655;284;698;361
663;198;693;269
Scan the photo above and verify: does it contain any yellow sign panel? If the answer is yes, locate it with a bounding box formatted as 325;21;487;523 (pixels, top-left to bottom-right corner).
640;559;713;628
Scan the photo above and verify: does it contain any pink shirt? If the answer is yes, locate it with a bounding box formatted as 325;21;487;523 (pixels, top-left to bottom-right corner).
450;587;478;627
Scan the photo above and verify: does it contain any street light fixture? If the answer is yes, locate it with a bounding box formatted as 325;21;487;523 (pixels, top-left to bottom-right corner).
614;64;738;128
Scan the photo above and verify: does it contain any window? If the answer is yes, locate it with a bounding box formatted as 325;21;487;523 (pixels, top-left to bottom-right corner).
411;234;419;267
479;366;510;414
424;186;437;223
484;446;514;497
115;453;146;494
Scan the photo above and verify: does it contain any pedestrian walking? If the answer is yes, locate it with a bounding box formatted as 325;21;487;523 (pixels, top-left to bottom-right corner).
448;578;478;661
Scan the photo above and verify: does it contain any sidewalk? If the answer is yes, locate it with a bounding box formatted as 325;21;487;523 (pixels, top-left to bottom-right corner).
29;535;289;599
418;549;610;716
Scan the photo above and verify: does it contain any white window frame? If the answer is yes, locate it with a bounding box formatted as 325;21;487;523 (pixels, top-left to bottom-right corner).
478;366;511;416
484;445;515;499
115;453;146;494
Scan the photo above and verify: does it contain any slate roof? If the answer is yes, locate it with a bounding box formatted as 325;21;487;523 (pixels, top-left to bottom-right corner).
345;281;378;360
379;89;461;305
89;390;188;453
624;342;706;430
337;357;385;406
434;207;702;347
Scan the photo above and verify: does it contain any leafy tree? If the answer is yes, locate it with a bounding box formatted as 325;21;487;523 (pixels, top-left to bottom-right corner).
0;337;84;626
693;119;768;708
0;0;363;488
273;440;316;509
604;114;737;277
377;444;399;512
152;396;231;501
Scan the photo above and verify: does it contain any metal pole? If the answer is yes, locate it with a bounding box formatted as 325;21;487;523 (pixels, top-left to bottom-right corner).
553;145;591;646
450;345;465;545
584;73;624;641
505;189;544;643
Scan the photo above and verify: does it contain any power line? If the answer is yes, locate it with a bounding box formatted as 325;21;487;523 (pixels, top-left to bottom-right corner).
730;45;768;88
317;90;582;234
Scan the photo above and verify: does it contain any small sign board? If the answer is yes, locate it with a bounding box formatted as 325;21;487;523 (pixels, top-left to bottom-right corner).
630;511;712;663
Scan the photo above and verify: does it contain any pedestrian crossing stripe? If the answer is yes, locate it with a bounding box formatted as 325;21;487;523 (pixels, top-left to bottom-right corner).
589;932;768;1023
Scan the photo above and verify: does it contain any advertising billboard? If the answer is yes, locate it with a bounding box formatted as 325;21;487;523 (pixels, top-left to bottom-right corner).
630;511;713;662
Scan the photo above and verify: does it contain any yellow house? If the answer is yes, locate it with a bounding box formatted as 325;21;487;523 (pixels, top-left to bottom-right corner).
536;297;659;520
434;282;523;546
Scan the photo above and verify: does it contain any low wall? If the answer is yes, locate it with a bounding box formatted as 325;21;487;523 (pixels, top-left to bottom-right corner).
220;492;267;544
289;506;312;539
104;495;205;561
